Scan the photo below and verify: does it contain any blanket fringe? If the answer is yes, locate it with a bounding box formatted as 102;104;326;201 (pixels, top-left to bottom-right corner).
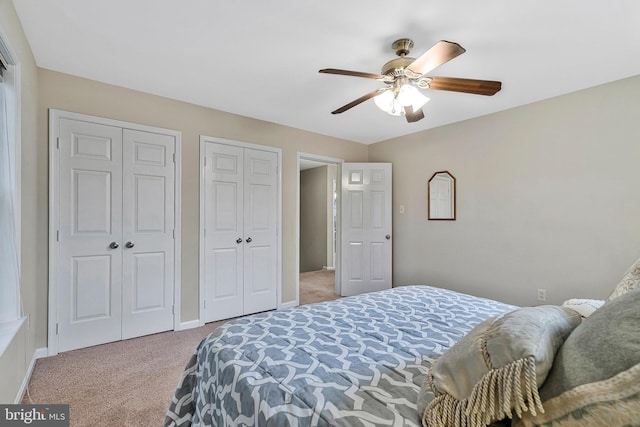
423;356;544;427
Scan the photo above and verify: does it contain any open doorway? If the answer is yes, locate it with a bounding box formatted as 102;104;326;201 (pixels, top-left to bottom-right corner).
297;154;342;306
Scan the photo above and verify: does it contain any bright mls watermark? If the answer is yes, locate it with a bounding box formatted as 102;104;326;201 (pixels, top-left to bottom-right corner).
0;405;69;426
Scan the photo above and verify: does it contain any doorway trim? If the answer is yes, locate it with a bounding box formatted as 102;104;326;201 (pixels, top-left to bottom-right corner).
48;109;182;356
295;153;344;307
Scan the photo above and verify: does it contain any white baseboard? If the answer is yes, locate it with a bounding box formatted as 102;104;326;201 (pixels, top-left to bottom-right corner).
33;348;48;359
278;300;298;310
15;347;47;404
178;320;201;331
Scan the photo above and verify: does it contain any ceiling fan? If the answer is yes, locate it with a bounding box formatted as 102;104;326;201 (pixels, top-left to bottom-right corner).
319;38;502;123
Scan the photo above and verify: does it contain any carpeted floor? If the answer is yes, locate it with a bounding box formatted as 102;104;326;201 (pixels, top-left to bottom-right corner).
24;272;340;426
23;321;226;426
299;269;340;305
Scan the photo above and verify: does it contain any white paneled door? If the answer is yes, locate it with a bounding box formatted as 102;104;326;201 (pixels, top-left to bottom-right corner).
341;163;392;296
203;141;278;323
121;129;175;339
242;149;278;314
56;118;176;352
203;143;245;321
58;119;123;352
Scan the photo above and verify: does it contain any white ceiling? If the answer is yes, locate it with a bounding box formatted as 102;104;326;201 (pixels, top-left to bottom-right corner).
12;1;640;144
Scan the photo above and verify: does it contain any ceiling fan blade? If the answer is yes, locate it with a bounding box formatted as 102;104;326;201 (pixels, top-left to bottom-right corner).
406;40;466;76
319;68;387;80
404;106;425;123
428;77;502;95
331;88;387;114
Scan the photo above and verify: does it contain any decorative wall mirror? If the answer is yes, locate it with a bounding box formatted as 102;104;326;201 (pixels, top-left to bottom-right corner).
428;171;456;220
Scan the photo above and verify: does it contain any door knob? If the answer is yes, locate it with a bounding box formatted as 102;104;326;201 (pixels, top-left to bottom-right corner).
246;237;253;243
125;241;135;248
385;234;391;240
236;238;243;244
109;241;119;249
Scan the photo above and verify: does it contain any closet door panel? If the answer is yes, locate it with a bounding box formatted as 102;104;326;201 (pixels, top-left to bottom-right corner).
203;143;244;322
243;149;278;315
121;129;175;339
57;119;123;352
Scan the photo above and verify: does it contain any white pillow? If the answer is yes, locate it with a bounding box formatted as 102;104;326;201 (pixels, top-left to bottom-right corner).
561;299;604;318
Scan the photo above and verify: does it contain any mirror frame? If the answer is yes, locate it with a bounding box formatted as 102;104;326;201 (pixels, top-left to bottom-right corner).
428;171;456;221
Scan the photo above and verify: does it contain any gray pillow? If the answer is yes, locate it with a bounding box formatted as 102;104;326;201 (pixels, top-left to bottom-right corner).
422;306;581;427
514;288;640;427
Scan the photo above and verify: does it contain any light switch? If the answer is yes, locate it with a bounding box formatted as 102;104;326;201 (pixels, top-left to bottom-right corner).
399;205;405;214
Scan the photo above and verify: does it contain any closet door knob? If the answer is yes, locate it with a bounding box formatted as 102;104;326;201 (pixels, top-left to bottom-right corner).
385;234;391;240
125;241;135;248
246;237;253;243
109;241;119;249
236;238;243;244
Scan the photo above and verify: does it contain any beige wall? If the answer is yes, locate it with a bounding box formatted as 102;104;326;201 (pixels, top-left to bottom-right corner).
369;75;640;306
300;166;328;272
37;68;368;340
0;0;39;403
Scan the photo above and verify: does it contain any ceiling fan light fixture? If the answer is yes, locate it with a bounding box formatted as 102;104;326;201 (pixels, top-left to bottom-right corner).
374;90;403;116
398;84;430;111
374;84;430;117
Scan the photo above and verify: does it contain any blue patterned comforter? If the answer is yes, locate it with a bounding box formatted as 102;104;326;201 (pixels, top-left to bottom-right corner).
165;285;515;426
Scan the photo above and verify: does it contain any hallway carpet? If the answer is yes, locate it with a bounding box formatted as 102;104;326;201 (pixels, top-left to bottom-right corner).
299;269;340;306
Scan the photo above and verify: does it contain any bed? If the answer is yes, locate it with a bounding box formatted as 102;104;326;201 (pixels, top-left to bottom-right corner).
165;285;515;426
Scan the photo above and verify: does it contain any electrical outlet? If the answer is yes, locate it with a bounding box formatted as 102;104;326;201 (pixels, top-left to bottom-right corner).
537;288;546;302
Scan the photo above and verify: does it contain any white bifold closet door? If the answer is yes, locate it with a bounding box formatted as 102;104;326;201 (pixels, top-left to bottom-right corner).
56;118;175;352
203;142;278;322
